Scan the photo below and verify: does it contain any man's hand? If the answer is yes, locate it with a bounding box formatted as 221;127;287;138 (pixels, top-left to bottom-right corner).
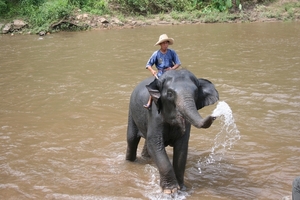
147;66;157;77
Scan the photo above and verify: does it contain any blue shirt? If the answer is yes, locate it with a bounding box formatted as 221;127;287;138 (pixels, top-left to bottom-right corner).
146;49;181;77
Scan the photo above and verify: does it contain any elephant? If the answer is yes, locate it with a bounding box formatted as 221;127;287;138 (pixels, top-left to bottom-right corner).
125;69;219;194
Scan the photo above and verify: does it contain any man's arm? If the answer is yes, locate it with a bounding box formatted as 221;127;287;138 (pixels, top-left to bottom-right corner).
146;65;158;78
171;64;180;70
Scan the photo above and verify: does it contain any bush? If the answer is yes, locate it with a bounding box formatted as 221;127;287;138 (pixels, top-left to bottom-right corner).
23;0;74;32
108;0;235;15
80;0;110;15
0;0;7;16
212;0;232;11
109;0;195;14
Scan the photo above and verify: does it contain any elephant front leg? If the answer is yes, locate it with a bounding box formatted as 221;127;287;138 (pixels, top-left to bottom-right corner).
147;136;179;193
173;127;190;191
159;170;181;194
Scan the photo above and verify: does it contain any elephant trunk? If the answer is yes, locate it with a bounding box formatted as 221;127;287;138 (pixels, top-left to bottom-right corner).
178;96;205;129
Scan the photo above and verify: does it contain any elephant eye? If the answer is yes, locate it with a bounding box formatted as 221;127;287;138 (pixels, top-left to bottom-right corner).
167;90;174;98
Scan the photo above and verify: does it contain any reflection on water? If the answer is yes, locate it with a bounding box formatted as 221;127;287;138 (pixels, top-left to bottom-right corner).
0;22;300;199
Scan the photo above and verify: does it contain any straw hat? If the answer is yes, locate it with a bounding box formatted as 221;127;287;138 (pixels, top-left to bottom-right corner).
154;34;174;46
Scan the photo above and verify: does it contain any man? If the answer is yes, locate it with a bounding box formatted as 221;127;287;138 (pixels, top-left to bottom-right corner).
144;34;181;109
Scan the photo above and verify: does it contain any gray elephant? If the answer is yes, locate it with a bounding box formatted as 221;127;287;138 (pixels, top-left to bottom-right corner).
126;69;219;193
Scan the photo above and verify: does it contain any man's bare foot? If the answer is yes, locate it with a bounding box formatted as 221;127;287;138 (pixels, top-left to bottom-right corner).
143;104;151;110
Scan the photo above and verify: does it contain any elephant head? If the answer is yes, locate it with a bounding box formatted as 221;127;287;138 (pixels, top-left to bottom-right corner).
146;69;219;132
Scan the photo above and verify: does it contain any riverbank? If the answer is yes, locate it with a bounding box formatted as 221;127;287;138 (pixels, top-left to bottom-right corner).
101;0;300;29
1;0;299;35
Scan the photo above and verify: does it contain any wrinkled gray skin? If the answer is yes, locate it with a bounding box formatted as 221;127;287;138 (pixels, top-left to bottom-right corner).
126;69;219;194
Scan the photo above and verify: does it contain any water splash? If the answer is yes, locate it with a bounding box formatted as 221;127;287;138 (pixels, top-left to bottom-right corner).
144;165;189;200
198;101;241;171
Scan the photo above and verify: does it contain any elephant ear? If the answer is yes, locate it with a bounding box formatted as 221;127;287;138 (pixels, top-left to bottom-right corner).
145;80;162;112
196;78;219;110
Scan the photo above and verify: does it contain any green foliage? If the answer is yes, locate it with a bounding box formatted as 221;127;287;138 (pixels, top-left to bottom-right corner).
69;0;109;14
170;10;198;21
211;0;232;12
188;0;204;10
18;0;73;32
2;0;298;33
0;0;7;16
38;0;72;19
1;0;110;31
69;0;89;7
109;0;195;14
80;0;109;15
109;0;234;14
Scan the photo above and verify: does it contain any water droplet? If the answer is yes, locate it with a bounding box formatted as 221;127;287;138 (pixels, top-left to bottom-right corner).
198;101;240;172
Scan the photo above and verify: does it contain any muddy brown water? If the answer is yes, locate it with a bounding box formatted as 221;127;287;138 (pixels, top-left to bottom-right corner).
0;22;299;200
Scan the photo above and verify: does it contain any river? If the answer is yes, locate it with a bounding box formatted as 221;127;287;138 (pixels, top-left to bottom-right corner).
0;22;299;200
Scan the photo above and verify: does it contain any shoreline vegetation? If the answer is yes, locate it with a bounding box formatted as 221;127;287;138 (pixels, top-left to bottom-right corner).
0;0;299;35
